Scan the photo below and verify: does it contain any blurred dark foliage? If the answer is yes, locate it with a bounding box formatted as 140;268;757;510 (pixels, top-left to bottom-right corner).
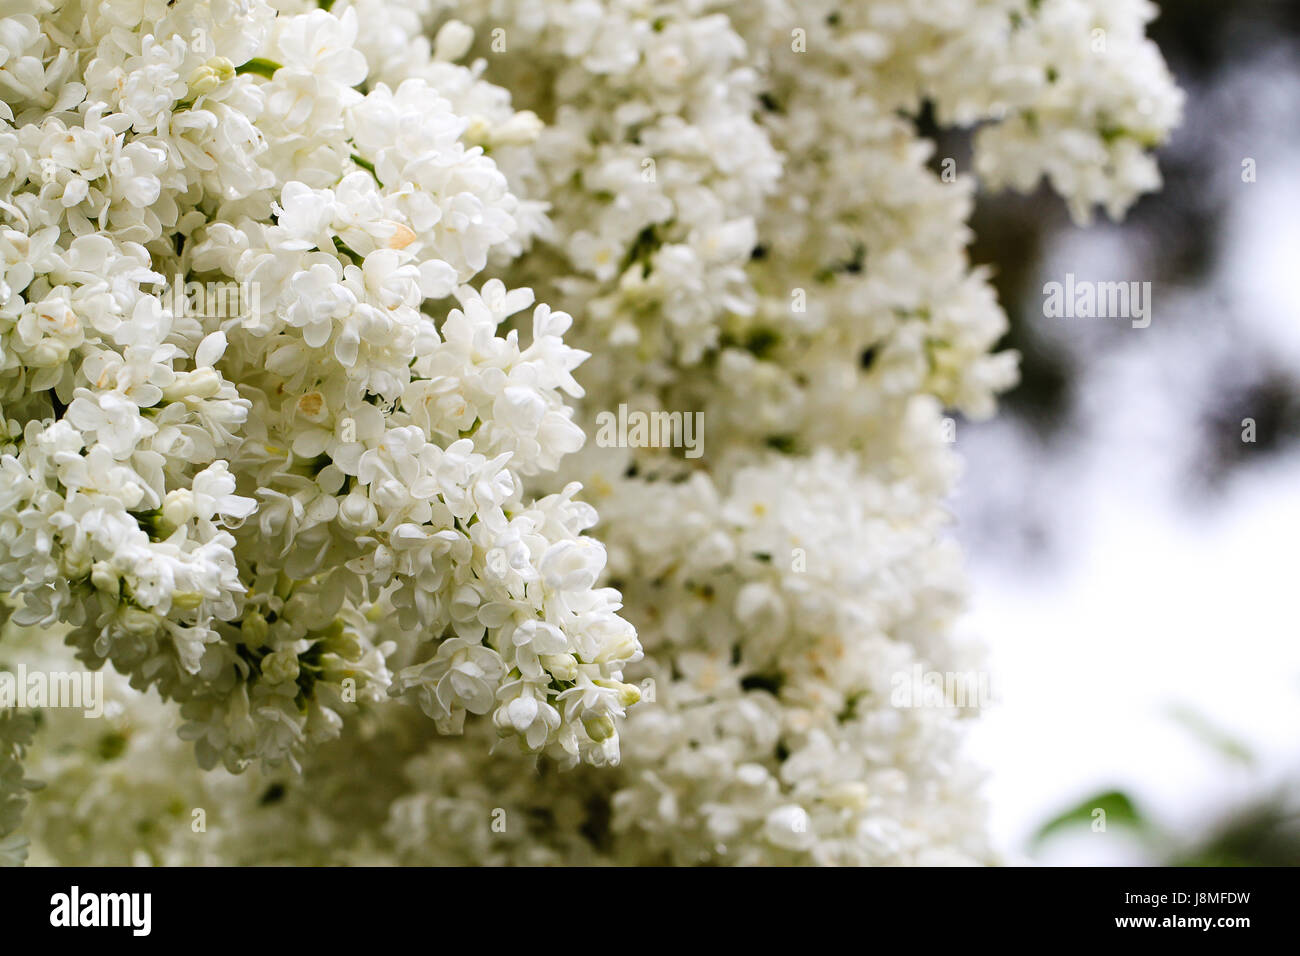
1200;363;1300;487
955;0;1300;459
925;2;1300;865
1171;796;1300;866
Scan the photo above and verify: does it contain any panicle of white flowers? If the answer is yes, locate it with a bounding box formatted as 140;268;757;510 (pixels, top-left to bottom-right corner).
238;0;1171;866
0;0;642;798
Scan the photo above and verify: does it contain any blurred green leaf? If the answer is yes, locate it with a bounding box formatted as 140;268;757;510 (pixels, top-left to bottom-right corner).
1166;703;1255;766
1032;790;1146;848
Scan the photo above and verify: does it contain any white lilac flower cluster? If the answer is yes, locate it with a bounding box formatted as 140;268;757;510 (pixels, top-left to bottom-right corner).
0;0;642;813
3;0;1179;866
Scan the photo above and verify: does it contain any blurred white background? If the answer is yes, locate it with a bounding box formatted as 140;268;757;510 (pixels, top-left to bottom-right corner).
949;5;1300;865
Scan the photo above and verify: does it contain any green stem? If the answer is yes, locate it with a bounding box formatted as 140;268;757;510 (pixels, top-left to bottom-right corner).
332;235;364;267
351;153;383;188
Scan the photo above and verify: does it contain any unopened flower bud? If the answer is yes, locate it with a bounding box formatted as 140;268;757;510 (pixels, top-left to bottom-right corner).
241;610;269;645
162;489;193;527
434;20;474;61
582;714;615;742
90;562;117;593
163;367;222;401
172;591;204;611
339;491;377;530
187;56;235;97
329;630;364;662
262;648;300;684
490;110;543;147
120;607;160;635
540;653;579;682
594;677;641;707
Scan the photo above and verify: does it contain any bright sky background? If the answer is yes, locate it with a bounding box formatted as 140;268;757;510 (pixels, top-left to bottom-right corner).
953;59;1300;864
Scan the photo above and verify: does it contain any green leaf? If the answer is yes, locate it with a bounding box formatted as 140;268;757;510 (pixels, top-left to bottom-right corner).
350;153;383;188
1031;789;1146;848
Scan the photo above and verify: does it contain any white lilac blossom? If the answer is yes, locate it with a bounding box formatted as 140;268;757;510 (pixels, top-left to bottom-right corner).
2;0;1179;866
0;0;642;811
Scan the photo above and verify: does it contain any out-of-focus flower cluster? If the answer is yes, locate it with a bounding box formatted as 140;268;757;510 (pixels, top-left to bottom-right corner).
3;0;1179;866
